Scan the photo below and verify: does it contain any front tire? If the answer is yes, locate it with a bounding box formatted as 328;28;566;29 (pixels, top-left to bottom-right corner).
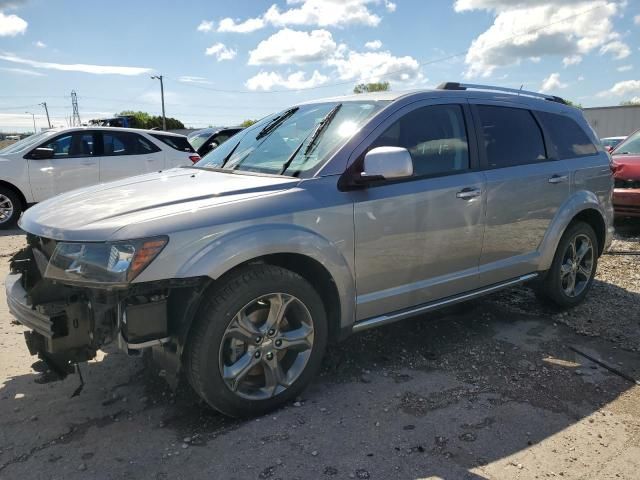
185;265;328;417
0;187;22;228
536;221;598;308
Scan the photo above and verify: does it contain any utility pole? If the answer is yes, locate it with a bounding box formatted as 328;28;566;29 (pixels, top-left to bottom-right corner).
71;90;81;126
25;112;36;132
150;74;166;130
39;102;51;128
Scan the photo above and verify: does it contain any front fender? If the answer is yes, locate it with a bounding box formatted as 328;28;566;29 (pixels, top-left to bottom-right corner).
538;189;610;270
177;224;356;329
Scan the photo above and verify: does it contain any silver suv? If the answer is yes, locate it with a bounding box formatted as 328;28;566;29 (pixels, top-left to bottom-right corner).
6;83;613;417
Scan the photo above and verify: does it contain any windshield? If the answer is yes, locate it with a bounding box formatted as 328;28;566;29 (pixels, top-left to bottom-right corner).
0;130;58;155
613;130;640;155
188;130;215;151
195;100;388;177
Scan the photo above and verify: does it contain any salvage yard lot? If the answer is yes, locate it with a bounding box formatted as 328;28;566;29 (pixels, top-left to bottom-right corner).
1;225;639;480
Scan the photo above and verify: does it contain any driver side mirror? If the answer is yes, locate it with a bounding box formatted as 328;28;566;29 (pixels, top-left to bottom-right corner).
357;146;413;183
29;147;54;160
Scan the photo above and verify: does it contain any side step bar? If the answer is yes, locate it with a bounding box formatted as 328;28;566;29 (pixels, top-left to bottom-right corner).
352;273;538;333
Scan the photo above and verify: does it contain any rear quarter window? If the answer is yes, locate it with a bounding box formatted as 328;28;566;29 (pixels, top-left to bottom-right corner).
150;134;195;153
537;111;598;159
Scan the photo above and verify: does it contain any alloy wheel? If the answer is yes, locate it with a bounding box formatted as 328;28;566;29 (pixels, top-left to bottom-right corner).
0;194;14;225
219;293;315;400
559;233;594;298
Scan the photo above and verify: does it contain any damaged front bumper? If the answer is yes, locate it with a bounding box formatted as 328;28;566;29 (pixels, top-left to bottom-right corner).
6;236;208;384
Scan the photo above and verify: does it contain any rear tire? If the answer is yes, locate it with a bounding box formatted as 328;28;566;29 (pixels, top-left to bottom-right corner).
0;187;22;229
185;265;328;418
536;221;598;309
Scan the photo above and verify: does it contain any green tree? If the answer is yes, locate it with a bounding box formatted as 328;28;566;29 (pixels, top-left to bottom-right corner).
116;111;185;130
240;119;258;127
563;99;583;109
353;81;390;94
620;100;640;106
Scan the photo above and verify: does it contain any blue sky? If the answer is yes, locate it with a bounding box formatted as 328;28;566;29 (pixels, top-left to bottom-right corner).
0;0;639;132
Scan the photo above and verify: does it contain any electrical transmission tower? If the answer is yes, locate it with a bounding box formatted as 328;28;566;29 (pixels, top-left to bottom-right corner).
71;90;81;126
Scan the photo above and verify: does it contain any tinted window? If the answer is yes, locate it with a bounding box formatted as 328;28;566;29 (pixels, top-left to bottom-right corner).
613;130;640;155
39;132;95;158
102;132;159;156
372;104;470;177
477;106;546;169
537;112;598;159
150;134;195;152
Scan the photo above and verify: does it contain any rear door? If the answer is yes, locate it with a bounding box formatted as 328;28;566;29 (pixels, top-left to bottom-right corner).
352;101;486;320
471;103;571;285
98;131;163;183
27;131;100;201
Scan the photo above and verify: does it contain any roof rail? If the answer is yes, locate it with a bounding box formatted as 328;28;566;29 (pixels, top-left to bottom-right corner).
436;82;568;105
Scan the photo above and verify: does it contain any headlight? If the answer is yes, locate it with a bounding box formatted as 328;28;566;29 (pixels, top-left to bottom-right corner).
44;237;168;286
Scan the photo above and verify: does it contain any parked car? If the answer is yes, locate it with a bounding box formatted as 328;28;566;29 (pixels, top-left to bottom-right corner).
601;136;626;152
6;83;613;417
611;129;640;217
0;127;200;227
187;126;243;157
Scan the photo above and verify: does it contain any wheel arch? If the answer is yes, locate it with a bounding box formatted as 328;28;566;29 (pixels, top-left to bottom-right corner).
0;180;27;209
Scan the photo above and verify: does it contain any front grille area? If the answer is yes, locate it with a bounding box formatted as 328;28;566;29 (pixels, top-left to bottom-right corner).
615;178;640;189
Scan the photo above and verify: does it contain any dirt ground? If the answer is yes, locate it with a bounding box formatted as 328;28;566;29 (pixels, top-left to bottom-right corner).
1;223;639;480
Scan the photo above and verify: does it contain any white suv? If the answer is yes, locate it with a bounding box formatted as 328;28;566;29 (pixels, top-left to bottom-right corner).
0;127;200;227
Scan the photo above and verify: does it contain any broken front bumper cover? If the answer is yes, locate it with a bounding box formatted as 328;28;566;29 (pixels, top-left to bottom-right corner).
6;273;54;338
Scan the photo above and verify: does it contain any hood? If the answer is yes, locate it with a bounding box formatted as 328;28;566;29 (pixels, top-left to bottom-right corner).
19;168;299;241
611;154;640;181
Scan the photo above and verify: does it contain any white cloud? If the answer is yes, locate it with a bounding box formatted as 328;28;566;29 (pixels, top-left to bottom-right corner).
562;54;582;66
540;72;567;92
599;40;630;59
597;79;640;98
178;75;212;85
458;1;628;78
327;48;422;84
249;28;336;65
0;53;152;75
196;20;214;32
635;15;640;25
617;64;633;72
578;75;585;81
216;0;389;34
34;40;46;48
218;16;265;33
0;66;44;76
264;0;381;28
205;42;237;61
365;39;382;50
0;10;26;36
245;70;329;91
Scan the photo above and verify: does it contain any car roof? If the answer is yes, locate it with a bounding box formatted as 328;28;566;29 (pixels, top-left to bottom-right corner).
44;126;187;137
299;85;575;113
602;136;626;140
190;126;243;135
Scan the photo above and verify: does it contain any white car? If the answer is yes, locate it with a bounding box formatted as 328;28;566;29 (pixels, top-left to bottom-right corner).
0;127;201;227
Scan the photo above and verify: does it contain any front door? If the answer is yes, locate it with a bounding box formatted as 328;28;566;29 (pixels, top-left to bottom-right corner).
27;131;99;202
352;102;486;321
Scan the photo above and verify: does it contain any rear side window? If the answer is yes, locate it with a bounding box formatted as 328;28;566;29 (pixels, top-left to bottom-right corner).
150;134;195;153
372;104;470;177
476;105;547;169
537;112;598;159
102;132;160;156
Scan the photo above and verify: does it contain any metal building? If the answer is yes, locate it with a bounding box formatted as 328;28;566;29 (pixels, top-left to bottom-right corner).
583;104;640;138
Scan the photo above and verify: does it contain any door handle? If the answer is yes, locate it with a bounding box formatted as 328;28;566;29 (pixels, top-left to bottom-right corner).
548;174;569;184
80;162;96;166
456;188;482;200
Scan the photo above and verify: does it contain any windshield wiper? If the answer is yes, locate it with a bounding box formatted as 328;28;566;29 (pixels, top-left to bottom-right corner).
278;104;343;176
256;107;299;140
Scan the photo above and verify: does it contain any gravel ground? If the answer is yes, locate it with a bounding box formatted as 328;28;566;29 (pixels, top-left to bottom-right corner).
1;225;639;480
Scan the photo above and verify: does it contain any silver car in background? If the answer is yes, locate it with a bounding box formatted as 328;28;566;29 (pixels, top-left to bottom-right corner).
6;83;613;417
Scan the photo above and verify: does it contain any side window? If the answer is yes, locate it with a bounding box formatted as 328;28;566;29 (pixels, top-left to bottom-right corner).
42;134;73;158
537;111;598;159
476;106;547;169
135;134;159;153
103;132;129;155
73;133;95;157
372;104;470;177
